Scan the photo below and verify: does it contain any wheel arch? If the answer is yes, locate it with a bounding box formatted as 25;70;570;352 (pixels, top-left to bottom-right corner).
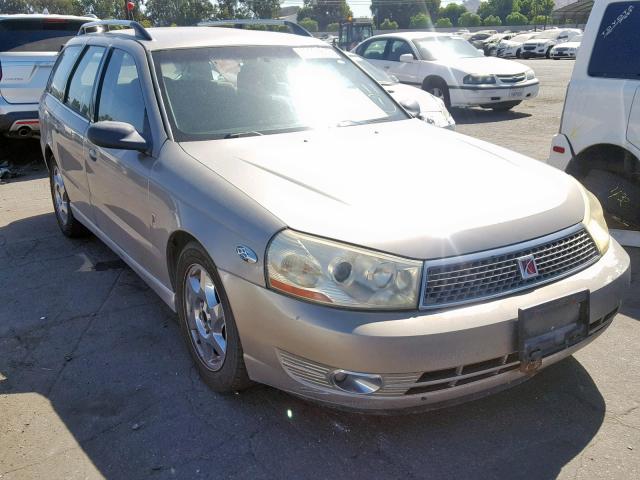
166;229;206;292
568;143;640;182
421;75;447;90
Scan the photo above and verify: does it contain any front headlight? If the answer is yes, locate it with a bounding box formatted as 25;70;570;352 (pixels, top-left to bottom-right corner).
463;74;496;85
266;230;422;309
582;188;610;255
525;69;535;80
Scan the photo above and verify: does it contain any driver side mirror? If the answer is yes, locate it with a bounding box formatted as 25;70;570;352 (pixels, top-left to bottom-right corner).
88;121;149;152
399;53;415;63
400;99;421;118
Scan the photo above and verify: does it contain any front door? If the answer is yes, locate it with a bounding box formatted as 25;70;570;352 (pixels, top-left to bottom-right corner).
85;48;155;267
379;39;420;86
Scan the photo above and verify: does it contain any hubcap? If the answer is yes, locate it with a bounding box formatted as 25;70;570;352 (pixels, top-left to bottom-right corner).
183;264;227;371
432;87;444;100
52;166;69;224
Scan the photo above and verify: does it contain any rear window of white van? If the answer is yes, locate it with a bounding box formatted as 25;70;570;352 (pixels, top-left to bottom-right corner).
589;2;640;79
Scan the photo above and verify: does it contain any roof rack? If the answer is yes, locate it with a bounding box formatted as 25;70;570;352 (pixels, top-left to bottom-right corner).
77;20;152;41
198;19;312;38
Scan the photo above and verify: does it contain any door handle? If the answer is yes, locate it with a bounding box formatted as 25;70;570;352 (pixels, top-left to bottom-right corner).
88;149;98;161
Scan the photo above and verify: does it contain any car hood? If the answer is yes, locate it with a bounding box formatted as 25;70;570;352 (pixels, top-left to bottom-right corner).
525;39;554;46
554;41;580;49
435;56;528;75
384;83;443;112
180;120;585;259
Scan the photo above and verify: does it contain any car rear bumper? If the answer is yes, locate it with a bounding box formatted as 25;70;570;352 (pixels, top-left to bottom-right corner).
220;239;630;411
450;81;539;107
0;97;40;134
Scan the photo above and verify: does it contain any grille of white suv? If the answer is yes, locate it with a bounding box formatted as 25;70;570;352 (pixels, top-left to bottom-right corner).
421;227;599;309
497;73;526;83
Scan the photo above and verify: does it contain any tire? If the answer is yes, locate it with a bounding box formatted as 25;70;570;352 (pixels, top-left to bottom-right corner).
545;47;552;59
423;78;451;109
516;49;521;58
581;169;640;229
484;101;521;111
552;57;559;60
49;157;88;237
175;241;252;393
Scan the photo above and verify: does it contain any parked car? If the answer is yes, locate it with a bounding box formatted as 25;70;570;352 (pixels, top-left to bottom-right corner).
482;33;514;56
466;30;498;48
521;28;582;59
549;1;640;232
496;32;540;58
354;32;539;111
347;53;455;129
0;14;95;138
550;34;582;59
41;21;629;412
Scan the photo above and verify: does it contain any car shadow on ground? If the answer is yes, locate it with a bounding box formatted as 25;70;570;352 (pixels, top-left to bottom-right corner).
0;211;609;479
452;108;532;125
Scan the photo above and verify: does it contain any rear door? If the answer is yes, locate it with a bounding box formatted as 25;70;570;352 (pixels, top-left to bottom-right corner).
0;18;90;104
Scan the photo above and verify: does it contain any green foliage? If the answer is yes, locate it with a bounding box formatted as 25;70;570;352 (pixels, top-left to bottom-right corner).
409;12;431;28
145;0;216;26
505;10;528;25
296;0;351;30
326;22;339;32
240;0;281;19
298;16;318;32
0;0;86;15
475;0;516;21
458;11;481;27
483;14;501;25
531;14;550;25
435;17;452;28
139;18;152;28
379;18;398;30
371;0;437;29
438;3;466;26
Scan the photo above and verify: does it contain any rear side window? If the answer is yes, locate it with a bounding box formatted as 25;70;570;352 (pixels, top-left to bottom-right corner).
589;2;640;79
96;50;147;133
0;19;90;52
65;46;106;119
48;45;83;101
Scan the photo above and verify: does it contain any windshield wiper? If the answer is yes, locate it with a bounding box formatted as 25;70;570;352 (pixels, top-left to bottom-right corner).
223;131;264;139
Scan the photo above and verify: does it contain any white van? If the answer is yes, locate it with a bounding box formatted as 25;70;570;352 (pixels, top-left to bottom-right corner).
549;0;640;237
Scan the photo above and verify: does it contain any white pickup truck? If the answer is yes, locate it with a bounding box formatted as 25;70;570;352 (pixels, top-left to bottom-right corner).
0;14;94;138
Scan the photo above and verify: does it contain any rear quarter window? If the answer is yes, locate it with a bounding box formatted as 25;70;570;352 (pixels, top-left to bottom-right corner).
588;2;640;79
48;45;83;101
0;19;89;52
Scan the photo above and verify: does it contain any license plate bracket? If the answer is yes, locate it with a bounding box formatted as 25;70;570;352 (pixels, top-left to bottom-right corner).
518;291;590;374
510;88;524;98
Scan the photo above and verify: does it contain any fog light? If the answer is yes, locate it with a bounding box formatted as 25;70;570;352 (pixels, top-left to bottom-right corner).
330;370;383;395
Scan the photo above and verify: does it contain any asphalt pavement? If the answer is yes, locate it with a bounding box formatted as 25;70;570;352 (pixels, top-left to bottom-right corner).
0;59;638;480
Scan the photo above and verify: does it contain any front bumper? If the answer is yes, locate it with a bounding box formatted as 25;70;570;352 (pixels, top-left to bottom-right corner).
522;46;549;58
0;97;39;134
551;51;577;59
221;239;630;411
449;80;539;107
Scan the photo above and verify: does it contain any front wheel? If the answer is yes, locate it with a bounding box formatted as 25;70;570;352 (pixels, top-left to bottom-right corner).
546;47;552;59
175;242;252;393
423;78;451;109
516;49;521;58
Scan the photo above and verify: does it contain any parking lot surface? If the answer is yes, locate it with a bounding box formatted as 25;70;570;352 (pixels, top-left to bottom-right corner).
1;59;638;480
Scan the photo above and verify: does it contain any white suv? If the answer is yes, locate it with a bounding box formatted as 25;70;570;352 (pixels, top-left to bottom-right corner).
549;0;640;234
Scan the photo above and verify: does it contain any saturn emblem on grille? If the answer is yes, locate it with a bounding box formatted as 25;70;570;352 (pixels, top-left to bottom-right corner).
517;255;539;280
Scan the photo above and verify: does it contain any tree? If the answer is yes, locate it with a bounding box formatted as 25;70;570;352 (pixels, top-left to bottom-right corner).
298;17;318;32
371;0;428;29
379;18;399;30
0;0;29;13
438;3;466;26
435;17;452;27
458;11;481;27
475;0;516;21
297;0;351;30
476;1;493;19
145;0;216;26
531;14;550;26
240;0;281;19
483;14;501;25
505;10;528;25
409;12;431;28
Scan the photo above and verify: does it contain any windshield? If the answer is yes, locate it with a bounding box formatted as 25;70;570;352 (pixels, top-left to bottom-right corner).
534;30;562;40
413;36;483;60
510;33;536;43
0;19;89;52
350;55;395;84
154;46;406;141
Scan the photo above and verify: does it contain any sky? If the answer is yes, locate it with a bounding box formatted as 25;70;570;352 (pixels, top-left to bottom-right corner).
281;0;463;19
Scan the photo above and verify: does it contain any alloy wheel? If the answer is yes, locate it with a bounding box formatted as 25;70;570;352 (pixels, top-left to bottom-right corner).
52;166;69;225
183;263;227;371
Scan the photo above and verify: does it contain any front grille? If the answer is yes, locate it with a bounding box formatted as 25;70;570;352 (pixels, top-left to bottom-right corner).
523;45;536;50
421;227;599;309
555;48;568;53
497;73;526;84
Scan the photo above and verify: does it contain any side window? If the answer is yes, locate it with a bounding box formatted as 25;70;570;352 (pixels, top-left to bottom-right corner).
361;40;388;60
97;50;147;134
589;2;640;79
65;46;105;119
388;40;414;62
48;45;82;101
